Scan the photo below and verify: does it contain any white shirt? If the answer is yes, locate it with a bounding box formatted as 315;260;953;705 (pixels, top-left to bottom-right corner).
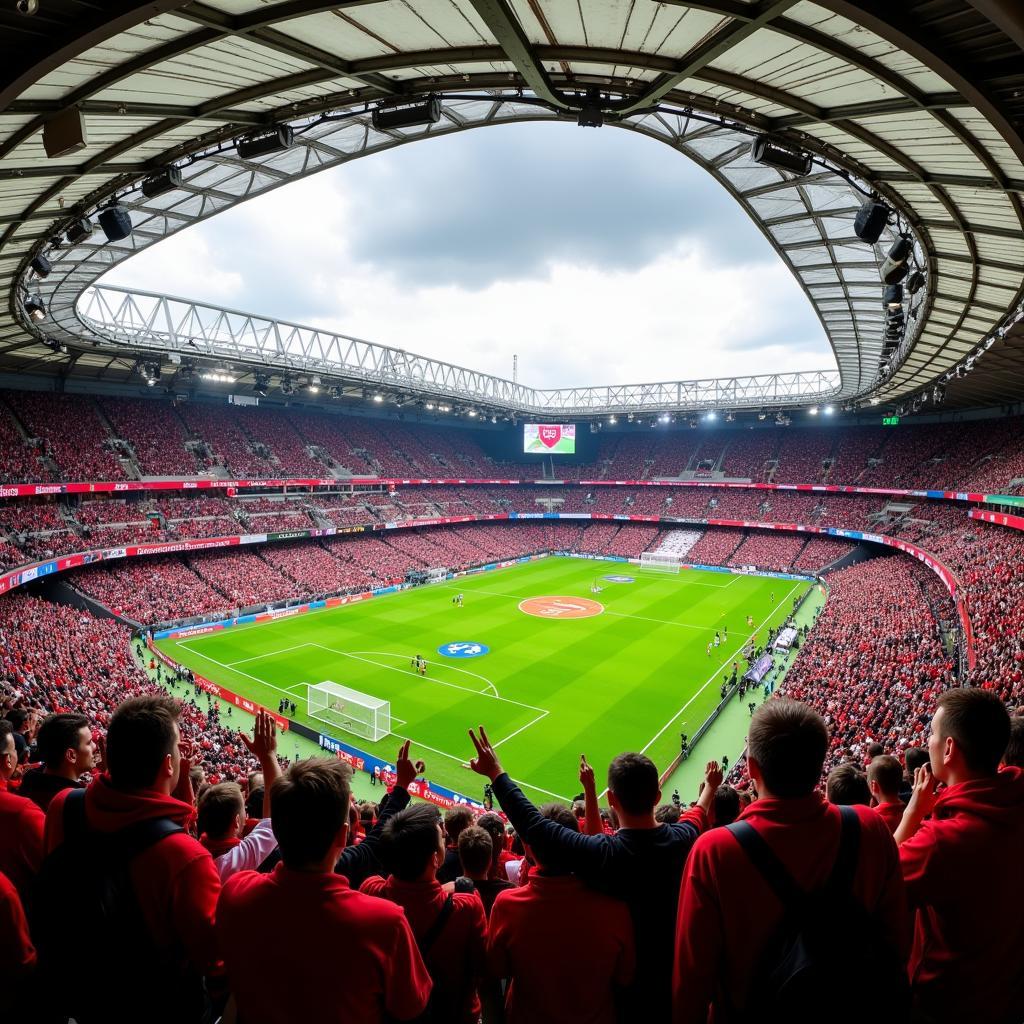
211;818;278;881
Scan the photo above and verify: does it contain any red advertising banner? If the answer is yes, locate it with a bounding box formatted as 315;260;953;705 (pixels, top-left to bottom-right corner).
969;508;1024;532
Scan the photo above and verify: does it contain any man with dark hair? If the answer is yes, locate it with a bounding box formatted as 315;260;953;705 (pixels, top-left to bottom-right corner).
4;708;36;765
825;762;871;805
361;802;488;1024
867;754;905;834
900;746;929;802
469;725;721;1023
488;803;635;1024
218;751;432;1024
39;693;220;1023
1002;715;1024;768
673;698;908;1023
711;784;741;828
19;712;96;811
447;825;512;916
896;688;1024;1023
0;719;45;906
438;803;475;883
476;810;515;880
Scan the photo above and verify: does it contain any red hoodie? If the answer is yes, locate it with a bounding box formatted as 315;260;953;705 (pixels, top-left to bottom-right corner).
0;782;45;906
46;776;221;976
899;766;1024;1024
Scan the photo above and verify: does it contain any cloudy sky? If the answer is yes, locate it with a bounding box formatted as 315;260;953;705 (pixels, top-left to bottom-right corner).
105;121;833;389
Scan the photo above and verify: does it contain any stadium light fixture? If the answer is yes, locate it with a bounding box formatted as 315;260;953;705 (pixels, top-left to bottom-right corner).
608;415;617;424
824;405;835;415
372;394;384;403
880;236;913;285
372;97;441;131
308;384;320;394
141;166;183;199
24;295;46;321
854;199;891;244
751;136;812;176
725;411;736;422
808;406;819;416
235;126;294;160
932;384;946;405
439;404;451;413
468;409;478;417
906;270;925;296
201;371;235;383
425;402;435;410
705;411;716;421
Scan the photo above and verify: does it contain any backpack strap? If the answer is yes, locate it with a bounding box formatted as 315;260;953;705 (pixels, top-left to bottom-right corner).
727;821;804;907
417;894;456;956
60;787;183;861
728;805;862;906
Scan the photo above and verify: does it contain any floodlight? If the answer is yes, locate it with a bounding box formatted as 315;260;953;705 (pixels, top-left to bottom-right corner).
425;402;435;410
24;295;46;321
808;406;819;416
880;235;913;285
705;411;716;421
751;135;812;176
932;384;945;405
372;97;441;131
824;405;835;415
98;205;133;242
468;409;478;417
372;394;384;403
141;166;183;199
854;199;891;244
65;217;93;245
608;415;616;424
235;126;294;160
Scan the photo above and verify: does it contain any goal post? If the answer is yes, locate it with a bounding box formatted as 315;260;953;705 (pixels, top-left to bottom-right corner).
426;566;448;583
307;681;391;742
639;551;682;574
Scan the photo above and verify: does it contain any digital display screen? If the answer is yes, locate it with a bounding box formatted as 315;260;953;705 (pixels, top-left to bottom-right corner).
523;423;576;454
882;415;900;426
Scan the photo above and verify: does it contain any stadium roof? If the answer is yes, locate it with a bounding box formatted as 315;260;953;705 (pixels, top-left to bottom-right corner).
0;1;1022;414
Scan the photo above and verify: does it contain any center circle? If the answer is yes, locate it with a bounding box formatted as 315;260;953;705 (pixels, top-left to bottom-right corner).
518;595;605;619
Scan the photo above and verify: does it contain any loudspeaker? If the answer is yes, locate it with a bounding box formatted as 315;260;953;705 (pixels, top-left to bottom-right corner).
65;217;93;245
854;201;890;244
880;257;909;286
43;107;88;159
98;206;133;242
30;254;52;278
141;166;183;199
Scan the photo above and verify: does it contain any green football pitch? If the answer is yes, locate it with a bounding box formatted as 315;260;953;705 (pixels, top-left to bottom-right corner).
157;557;812;805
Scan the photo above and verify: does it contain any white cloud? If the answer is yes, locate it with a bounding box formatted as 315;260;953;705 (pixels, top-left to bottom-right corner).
105;127;834;388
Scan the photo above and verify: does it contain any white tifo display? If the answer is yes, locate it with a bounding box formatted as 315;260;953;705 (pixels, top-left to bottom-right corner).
639;551;682;573
307;681;391;742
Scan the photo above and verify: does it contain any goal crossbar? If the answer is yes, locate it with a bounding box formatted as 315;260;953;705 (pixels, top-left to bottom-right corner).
639;552;682;573
307;680;391;742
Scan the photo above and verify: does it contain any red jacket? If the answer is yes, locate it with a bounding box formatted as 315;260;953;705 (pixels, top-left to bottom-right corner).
0;868;35;982
487;871;635;1024
900;766;1024;1024
874;799;906;835
673;794;908;1024
360;875;487;1024
219;865;431;1024
46;776;221;976
0;783;45;905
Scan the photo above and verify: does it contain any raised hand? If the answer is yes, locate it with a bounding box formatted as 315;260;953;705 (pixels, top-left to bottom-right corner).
908;763;939;818
704;760;724;791
395;738;426;790
468;726;503;782
240;709;278;767
579;754;596;791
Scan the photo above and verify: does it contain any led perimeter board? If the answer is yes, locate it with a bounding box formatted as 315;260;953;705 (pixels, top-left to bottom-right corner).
524;423;576;454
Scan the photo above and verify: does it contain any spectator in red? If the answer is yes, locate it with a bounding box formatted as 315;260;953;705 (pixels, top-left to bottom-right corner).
218;755;431;1024
1003;715;1024;768
825;762;871;805
470;725;721;1024
673;699;909;1024
39;694;220;1023
361;802;488;1024
0;719;44;906
18;712;96;811
0;867;36;998
437;803;475;883
197;710;280;880
867;754;906;834
475;809;517;880
896;688;1024;1023
487;802;635;1024
712;784;741;828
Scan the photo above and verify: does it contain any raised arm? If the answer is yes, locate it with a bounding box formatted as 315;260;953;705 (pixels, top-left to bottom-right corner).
239;710;282;820
469;726;612;875
579;755;603;836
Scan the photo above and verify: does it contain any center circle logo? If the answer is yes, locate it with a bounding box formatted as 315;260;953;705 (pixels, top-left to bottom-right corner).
518;596;605;619
437;641;489;658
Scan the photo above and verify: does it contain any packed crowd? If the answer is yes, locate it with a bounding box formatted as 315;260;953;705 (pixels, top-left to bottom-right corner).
2;684;1020;1023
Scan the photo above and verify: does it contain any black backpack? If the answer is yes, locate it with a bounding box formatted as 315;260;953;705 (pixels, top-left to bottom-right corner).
31;788;206;1024
727;805;910;1024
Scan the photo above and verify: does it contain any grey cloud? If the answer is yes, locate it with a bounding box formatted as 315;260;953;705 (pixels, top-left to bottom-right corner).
339;122;777;289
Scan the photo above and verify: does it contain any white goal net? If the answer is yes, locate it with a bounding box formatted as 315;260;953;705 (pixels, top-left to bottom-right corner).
307;681;391;742
426;566;448;583
639;551;682;573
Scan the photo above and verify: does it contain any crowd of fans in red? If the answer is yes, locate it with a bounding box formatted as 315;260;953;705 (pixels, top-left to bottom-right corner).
3;390;1024;492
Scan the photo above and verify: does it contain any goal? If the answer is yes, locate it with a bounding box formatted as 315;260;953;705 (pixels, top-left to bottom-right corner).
639;551;682;573
426;566;448;583
306;681;391;742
